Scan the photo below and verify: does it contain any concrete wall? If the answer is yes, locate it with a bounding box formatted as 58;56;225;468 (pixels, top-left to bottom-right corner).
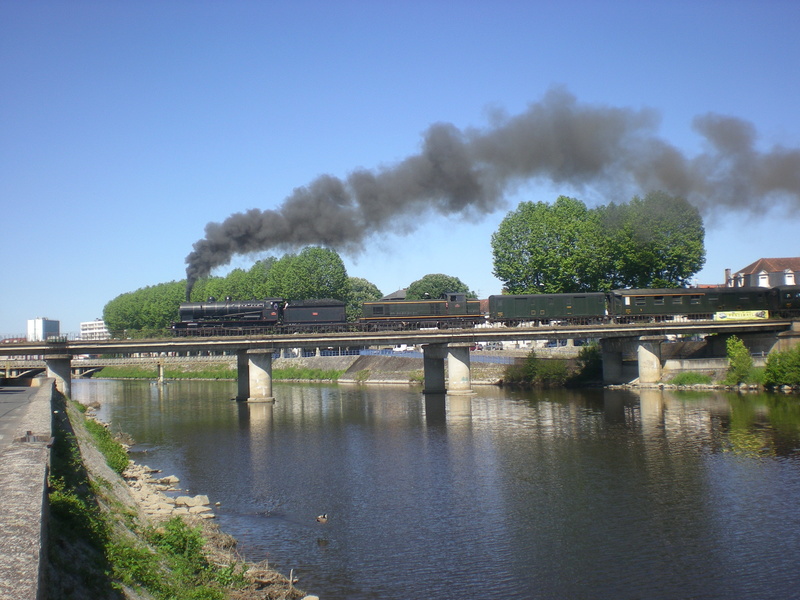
661;356;767;382
0;382;53;600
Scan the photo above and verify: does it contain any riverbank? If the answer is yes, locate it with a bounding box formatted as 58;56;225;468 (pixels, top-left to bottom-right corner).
51;391;317;599
93;353;510;385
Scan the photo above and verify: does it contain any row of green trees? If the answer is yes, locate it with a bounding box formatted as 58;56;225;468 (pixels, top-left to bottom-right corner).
103;245;474;333
491;191;705;293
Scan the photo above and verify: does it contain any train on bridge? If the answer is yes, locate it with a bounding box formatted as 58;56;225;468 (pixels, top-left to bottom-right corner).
173;285;800;336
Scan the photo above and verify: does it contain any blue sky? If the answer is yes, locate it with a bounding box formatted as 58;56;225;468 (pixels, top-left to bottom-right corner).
2;0;799;336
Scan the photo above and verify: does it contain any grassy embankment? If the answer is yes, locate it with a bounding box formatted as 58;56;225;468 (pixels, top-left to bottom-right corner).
96;364;344;381
47;393;306;599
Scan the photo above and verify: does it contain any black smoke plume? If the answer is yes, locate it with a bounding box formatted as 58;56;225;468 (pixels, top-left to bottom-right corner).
185;87;800;296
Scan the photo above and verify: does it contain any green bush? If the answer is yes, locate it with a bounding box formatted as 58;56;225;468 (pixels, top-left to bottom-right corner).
669;372;713;386
724;335;755;386
536;359;570;386
503;349;570;387
84;418;130;474
764;345;800;387
572;342;602;383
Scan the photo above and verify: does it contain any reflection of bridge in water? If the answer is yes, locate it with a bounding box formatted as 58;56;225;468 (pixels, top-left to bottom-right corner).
1;319;797;401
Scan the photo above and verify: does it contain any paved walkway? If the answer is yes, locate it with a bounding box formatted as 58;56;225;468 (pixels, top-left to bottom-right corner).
0;387;41;450
0;382;53;600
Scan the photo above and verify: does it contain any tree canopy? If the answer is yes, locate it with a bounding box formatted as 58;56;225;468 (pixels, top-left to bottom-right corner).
405;273;475;300
256;247;348;301
103;281;185;334
491;191;705;293
346;277;383;322
103;247;377;333
598;192;706;288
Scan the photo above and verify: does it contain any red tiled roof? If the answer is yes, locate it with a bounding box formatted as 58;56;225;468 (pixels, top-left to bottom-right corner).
736;257;800;274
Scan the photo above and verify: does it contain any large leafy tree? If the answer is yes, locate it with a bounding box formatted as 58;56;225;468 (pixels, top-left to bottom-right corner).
248;257;278;298
600;192;706;288
491;196;603;293
346;277;383;321
104;281;185;333
274;247;350;300
491;191;705;293
406;273;475;300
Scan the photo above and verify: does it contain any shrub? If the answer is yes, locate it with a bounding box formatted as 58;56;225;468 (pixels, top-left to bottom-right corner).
536;359;570;386
724;335;754;386
764;345;800;387
503;349;570;387
84;417;130;474
670;372;713;386
572;342;602;383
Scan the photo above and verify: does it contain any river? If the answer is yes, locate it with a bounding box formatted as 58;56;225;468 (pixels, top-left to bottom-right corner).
73;379;800;600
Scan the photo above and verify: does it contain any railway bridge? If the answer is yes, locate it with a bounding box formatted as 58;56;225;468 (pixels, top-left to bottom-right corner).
1;319;798;400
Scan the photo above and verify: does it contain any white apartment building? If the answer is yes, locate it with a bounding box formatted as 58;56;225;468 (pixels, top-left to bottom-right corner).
80;319;111;340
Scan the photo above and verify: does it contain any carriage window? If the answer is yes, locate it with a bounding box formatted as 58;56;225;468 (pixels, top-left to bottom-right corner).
690;295;701;305
653;296;664;306
635;297;646;306
373;306;384;315
739;296;751;303
672;296;684;305
624;297;631;306
707;295;719;303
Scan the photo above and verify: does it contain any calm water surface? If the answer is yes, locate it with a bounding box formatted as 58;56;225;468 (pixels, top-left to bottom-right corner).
74;379;800;600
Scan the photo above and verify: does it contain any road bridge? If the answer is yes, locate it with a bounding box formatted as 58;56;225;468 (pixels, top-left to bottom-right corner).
1;319;797;397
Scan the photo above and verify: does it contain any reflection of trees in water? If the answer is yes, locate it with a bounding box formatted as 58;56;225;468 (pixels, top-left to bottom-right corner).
653;390;800;458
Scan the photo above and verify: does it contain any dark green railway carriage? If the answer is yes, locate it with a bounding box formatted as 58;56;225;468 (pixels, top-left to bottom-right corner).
361;293;483;328
283;298;347;326
770;285;800;317
488;293;607;324
608;287;773;319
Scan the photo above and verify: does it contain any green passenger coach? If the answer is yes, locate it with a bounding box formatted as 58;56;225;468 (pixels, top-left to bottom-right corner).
607;287;773;320
488;293;607;325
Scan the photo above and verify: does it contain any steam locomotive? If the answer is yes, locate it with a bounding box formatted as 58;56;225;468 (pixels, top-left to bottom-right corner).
172;298;347;335
173;285;800;336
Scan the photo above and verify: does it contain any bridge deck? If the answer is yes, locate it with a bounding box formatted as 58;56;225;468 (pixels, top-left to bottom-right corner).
0;320;794;357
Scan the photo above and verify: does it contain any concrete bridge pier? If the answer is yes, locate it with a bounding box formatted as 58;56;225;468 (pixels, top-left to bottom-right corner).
45;354;72;398
446;344;475;396
776;322;800;352
421;343;475;395
600;339;624;385
236;350;250;400
247;349;276;402
637;336;666;384
422;344;447;394
157;362;165;385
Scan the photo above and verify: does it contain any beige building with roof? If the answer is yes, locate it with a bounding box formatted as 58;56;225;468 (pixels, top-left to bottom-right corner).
726;257;800;288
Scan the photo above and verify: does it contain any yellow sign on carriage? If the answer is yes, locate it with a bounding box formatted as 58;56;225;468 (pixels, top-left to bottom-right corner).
713;310;769;321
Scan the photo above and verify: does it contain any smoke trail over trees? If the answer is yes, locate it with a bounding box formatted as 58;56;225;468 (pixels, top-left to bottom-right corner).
185;87;800;293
